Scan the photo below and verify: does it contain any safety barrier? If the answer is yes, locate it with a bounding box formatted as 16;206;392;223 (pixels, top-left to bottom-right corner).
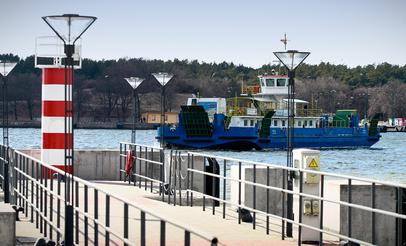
0;144;218;246
117;142;405;245
119;142;187;206
185;152;405;246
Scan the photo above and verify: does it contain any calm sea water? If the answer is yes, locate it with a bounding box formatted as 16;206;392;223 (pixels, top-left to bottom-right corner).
2;128;406;183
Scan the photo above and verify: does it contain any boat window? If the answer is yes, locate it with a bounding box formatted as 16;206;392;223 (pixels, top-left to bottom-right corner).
261;79;266;87
277;79;286;87
282;120;286;127
298;121;302;126
309;120;313;126
274;120;278;126
266;79;275;87
304;120;308;126
250;120;254;126
244;120;248;126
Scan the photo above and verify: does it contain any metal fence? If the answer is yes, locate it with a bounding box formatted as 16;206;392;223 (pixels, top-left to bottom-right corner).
0;144;218;246
119;142;186;206
117;142;406;245
185;152;405;246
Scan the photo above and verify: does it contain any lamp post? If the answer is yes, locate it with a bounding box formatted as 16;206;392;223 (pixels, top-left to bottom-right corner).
0;60;17;203
274;50;310;238
124;77;145;143
42;14;96;246
152;72;174;149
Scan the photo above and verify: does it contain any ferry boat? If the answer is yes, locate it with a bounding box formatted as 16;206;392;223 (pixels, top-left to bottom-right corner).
157;73;381;150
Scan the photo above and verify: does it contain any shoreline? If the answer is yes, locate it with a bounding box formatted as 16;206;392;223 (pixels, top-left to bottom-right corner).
1;121;158;130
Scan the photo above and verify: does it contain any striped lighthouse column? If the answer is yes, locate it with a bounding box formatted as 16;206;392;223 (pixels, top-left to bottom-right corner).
41;67;73;173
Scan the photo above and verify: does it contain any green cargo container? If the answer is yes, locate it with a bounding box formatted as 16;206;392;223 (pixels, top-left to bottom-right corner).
332;109;357;127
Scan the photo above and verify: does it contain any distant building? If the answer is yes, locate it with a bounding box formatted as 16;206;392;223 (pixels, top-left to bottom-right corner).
141;111;178;124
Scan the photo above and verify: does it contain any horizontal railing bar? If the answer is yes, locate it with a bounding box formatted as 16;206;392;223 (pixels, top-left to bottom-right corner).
188;168;406;220
130;173;165;184
188;151;406;190
119;154;164;166
135;157;163;166
120;142;163;151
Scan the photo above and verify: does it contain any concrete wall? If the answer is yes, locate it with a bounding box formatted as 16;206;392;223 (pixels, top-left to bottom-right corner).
0;203;16;246
340;185;398;245
20;149;121;181
230;166;284;216
19;149;206;193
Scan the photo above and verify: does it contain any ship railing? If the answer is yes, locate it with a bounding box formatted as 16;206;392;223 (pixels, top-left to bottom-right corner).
295;108;323;117
184;151;405;246
0;144;218;246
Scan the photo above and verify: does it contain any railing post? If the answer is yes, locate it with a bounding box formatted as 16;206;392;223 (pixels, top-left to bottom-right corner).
124;203;129;246
3;146;10;203
160;221;166;246
222;159;226;219
105;195;110;245
140;211;146;246
64;204;74;246
238;161;241;224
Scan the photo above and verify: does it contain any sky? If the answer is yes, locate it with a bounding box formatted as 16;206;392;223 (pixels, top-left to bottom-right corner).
1;0;405;68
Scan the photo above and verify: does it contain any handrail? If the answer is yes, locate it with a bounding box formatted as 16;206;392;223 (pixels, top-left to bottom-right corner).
13;149;218;244
185;151;404;245
188;151;406;189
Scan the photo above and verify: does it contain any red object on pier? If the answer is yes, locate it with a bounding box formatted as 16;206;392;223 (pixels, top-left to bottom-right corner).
125;150;135;176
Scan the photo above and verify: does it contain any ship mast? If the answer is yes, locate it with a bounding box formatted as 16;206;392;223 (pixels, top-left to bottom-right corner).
280;33;289;50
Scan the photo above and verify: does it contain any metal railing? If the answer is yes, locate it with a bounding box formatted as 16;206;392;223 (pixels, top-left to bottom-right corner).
119;142;165;198
0;144;218;246
185;152;405;246
119;142;187;206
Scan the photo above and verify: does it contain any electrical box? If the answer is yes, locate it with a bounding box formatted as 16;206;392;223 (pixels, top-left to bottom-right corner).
293;148;321;243
293;149;320;184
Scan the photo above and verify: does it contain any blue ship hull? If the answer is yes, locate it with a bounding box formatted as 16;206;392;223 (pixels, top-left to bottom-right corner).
157;113;381;150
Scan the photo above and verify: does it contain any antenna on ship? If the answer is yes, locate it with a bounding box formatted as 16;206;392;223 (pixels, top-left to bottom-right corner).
280;33;289;50
272;33;290;74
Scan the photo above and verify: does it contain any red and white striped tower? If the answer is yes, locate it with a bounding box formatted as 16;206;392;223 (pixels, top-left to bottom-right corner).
41;67;73;173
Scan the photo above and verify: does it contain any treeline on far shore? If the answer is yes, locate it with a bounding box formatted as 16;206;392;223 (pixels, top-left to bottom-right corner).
1;53;406;124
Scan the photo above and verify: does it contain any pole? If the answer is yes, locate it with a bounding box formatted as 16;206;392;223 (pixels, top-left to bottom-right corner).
160;83;165;149
132;89;136;143
2;75;10;203
64;43;75;246
286;70;295;237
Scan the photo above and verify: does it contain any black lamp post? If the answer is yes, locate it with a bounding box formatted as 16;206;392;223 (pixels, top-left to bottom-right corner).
42;14;96;246
274;50;310;238
0;60;17;203
124;77;145;143
152;72;174;149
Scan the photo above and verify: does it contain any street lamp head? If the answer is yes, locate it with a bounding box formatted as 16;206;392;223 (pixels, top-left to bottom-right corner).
124;77;145;90
42;14;97;45
152;72;174;87
273;50;310;71
0;61;18;77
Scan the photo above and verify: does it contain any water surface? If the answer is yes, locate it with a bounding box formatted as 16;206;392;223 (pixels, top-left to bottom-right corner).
3;128;405;183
